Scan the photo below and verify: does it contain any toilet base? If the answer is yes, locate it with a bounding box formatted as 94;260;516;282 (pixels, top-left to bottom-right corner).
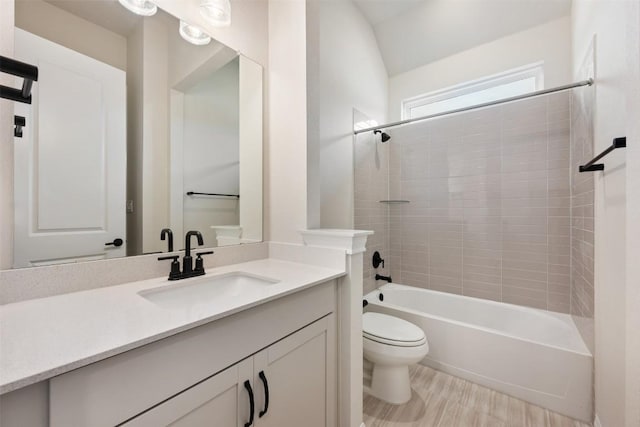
369;363;412;405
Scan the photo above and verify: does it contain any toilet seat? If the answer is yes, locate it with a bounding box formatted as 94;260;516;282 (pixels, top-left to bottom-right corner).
363;312;426;347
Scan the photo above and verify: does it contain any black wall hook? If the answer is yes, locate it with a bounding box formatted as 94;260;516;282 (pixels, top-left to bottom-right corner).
1;56;38;140
0;55;38;104
14;116;25;138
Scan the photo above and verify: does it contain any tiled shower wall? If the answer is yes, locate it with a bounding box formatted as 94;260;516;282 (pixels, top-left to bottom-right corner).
570;83;595;343
354;132;391;295
356;92;577;312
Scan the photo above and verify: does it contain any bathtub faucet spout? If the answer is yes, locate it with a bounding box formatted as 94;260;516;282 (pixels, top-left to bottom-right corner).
375;274;392;283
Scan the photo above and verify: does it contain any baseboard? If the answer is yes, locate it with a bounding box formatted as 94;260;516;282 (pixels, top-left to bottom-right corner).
594;414;602;427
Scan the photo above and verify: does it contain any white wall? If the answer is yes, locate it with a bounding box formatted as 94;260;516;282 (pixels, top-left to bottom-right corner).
625;3;640;426
625;4;640;426
388;16;572;121
267;0;308;243
572;1;639;426
306;0;388;229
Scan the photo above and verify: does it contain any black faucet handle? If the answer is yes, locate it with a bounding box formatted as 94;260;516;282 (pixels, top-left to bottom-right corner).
158;255;181;280
194;251;214;273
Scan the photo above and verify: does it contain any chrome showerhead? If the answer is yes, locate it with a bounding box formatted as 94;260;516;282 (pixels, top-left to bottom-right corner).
374;129;391;143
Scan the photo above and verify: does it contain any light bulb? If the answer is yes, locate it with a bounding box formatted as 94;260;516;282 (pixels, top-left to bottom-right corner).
199;0;231;27
118;0;157;16
179;21;212;46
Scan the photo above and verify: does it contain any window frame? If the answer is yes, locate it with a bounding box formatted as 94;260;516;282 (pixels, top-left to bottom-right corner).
401;62;545;120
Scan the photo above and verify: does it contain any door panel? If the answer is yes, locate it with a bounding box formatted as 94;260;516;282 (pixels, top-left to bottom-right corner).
254;317;331;427
13;28;126;267
122;359;253;427
37;60;106;230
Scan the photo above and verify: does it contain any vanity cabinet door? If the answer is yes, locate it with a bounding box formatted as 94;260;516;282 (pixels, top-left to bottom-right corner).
122;358;254;427
254;314;336;427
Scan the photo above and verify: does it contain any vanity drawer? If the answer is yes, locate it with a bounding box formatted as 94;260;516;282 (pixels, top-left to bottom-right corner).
49;281;336;427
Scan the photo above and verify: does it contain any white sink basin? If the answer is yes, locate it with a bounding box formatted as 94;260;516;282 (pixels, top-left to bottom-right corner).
139;272;280;310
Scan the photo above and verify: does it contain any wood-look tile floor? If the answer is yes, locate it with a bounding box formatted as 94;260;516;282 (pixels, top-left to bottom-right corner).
363;365;591;427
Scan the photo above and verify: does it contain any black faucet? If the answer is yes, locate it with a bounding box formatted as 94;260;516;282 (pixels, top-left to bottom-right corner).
158;230;213;280
184;230;204;274
375;274;392;283
160;228;173;252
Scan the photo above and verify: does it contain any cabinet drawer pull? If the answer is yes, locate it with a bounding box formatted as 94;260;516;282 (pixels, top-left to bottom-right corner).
244;380;255;427
258;371;269;417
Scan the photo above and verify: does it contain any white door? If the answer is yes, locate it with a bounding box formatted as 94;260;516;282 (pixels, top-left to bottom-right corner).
13;29;126;267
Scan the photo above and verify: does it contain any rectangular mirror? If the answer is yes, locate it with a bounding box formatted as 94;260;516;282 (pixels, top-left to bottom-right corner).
11;0;263;268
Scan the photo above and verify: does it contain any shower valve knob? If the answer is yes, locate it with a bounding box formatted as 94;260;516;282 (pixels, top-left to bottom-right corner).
372;251;384;269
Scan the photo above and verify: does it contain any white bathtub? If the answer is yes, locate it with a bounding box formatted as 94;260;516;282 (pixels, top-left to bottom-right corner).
364;283;593;422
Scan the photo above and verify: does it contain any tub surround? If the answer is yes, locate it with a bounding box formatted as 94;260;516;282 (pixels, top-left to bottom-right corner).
355;93;579;313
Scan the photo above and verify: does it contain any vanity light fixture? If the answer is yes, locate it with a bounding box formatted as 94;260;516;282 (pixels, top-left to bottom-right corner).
199;0;231;27
179;21;212;45
117;0;157;16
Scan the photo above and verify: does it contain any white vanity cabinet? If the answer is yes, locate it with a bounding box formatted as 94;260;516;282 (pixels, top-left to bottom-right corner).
44;281;337;427
124;316;334;427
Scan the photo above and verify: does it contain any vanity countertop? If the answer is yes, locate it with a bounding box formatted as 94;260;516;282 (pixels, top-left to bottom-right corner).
0;258;345;394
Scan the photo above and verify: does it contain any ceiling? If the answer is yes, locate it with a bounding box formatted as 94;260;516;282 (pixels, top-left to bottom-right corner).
353;0;572;76
44;0;142;37
352;0;424;26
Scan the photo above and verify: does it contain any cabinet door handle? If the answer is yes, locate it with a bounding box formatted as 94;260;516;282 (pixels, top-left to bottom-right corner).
244;380;255;427
258;371;269;417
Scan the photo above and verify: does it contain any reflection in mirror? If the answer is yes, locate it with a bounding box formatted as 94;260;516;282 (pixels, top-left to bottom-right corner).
11;0;262;268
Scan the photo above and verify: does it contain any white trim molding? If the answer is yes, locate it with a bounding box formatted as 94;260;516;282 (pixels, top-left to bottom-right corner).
300;229;374;255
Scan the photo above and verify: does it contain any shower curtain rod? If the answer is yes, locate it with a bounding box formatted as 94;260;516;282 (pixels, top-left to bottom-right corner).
353;79;594;135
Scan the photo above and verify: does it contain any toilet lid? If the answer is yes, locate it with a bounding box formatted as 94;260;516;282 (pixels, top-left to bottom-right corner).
363;312;425;345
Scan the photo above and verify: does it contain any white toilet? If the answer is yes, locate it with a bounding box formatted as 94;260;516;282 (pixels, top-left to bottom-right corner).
362;312;429;405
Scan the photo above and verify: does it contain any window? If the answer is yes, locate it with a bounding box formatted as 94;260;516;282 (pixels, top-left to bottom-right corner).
401;63;544;120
